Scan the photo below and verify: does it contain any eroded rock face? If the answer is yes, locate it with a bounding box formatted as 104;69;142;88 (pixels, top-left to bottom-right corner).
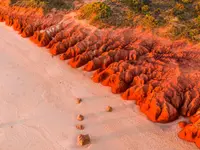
178;109;200;148
0;4;66;39
1;3;200;148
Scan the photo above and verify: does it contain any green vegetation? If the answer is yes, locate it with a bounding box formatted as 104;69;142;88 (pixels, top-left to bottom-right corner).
181;0;193;4
79;2;112;23
7;0;200;42
78;1;136;27
141;5;150;13
122;0;151;11
10;0;73;11
115;0;200;42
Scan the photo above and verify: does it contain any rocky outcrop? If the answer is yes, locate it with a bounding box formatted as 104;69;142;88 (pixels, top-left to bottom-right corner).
1;3;200;148
179;109;200;148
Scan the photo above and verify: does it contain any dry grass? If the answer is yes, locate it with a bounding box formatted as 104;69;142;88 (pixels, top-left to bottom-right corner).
10;0;73;12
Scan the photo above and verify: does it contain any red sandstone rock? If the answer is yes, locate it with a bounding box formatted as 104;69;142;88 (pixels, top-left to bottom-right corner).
77;134;90;146
0;4;199;124
178;121;187;128
76;124;84;130
106;106;113;112
178;110;200;148
37;32;52;47
77;114;84;121
76;98;82;104
1;3;200;148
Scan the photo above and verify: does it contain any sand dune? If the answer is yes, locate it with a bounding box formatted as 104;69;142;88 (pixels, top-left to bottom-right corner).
0;22;197;150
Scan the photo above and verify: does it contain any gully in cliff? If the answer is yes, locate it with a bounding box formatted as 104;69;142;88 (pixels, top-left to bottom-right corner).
1;1;200;148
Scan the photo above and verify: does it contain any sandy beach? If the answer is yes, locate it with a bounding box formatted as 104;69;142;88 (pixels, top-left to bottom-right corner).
0;22;198;150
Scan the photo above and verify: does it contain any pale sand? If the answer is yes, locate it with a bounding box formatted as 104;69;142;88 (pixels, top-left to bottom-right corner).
0;22;198;150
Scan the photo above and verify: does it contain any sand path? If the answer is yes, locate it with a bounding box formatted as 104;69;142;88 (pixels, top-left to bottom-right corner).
0;22;197;150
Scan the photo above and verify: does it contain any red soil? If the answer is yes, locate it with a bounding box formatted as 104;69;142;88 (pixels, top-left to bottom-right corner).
1;3;200;148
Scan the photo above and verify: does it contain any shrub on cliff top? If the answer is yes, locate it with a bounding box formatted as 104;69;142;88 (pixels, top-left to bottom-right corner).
79;2;112;23
122;0;151;12
11;0;73;11
181;0;193;4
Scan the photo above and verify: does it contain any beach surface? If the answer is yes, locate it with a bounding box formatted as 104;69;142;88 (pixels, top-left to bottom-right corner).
0;22;197;150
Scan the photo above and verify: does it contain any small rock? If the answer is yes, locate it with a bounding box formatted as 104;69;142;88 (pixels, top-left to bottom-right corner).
76;124;84;130
77;134;90;146
51;8;57;13
178;121;187;128
76;98;82;104
106;106;113;112
77;114;84;121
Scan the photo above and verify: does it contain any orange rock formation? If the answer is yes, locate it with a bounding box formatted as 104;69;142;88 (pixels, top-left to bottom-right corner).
1;3;200;148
